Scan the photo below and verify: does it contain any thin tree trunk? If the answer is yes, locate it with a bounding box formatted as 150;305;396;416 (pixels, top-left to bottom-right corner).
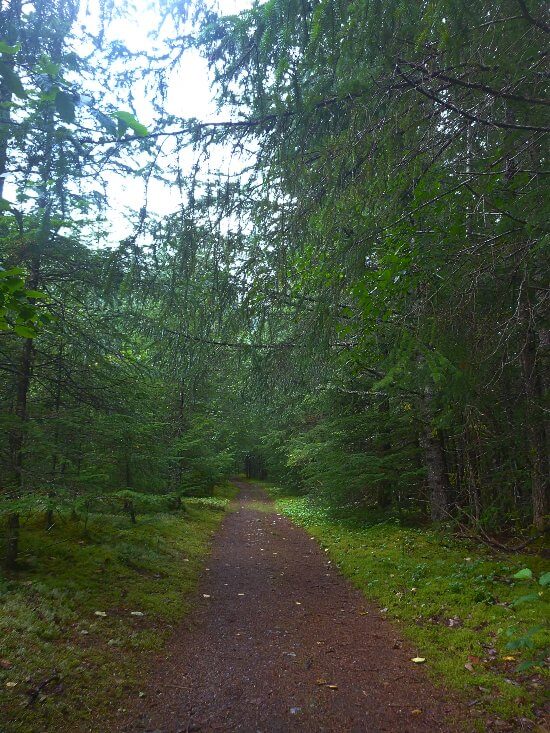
417;357;451;521
0;0;22;200
376;396;392;509
1;0;24;571
4;512;20;571
520;306;548;530
420;422;451;521
10;335;34;485
45;492;55;529
125;452;132;487
124;499;136;524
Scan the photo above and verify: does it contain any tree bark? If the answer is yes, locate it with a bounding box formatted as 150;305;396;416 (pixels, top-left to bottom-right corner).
376;396;392;509
10;335;34;485
4;511;20;571
520;313;548;530
0;0;23;199
124;499;136;524
420;422;451;521
416;356;451;522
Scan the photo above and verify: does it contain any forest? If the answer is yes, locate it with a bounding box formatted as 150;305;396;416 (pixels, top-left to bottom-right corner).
0;0;548;731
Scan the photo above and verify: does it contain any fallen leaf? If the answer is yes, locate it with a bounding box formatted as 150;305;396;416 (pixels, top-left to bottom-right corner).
130;611;144;616
5;681;17;688
316;679;327;685
411;657;426;664
203;594;211;598
327;684;338;690
238;593;245;596
0;659;12;669
295;601;302;605
464;662;474;672
94;611;107;617
411;709;422;715
503;655;515;661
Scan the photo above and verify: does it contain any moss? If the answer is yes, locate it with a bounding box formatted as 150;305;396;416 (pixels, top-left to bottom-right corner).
0;490;231;733
270;487;549;723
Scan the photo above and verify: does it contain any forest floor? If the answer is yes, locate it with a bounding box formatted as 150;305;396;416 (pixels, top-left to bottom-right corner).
0;488;237;733
118;481;472;733
3;481;547;732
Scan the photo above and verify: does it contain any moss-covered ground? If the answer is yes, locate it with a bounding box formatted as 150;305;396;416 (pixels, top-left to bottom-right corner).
0;485;237;733
267;484;549;728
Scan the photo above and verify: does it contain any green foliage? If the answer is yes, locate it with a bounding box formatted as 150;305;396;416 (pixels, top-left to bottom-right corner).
192;0;549;532
0;267;50;336
513;568;534;580
112;111;149;137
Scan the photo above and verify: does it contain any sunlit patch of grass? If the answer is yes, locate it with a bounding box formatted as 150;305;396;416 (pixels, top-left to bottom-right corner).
271;488;549;725
246;500;276;513
0;487;233;733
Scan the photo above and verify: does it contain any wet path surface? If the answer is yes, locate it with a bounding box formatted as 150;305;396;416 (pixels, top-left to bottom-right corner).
121;482;465;732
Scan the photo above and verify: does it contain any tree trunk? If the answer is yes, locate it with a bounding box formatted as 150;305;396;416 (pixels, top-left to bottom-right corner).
376;396;392;509
420;423;451;521
4;512;20;571
45;491;55;529
125;452;132;488
417;357;451;522
0;0;23;200
124;499;136;524
10;336;34;486
520;313;548;530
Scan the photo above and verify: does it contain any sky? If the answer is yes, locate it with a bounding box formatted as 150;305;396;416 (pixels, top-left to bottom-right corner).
95;0;255;242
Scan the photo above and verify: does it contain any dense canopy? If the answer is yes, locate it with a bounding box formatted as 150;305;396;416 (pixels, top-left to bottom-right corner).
0;0;548;569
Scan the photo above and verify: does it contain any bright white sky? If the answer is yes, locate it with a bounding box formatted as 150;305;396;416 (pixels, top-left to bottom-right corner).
84;0;255;242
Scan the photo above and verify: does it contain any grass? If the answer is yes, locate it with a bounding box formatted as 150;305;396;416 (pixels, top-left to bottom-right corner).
267;485;549;728
0;483;237;733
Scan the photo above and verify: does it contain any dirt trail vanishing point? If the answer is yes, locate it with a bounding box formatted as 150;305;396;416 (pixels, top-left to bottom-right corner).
121;481;466;732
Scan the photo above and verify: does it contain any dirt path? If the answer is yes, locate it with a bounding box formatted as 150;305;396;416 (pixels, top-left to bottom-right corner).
121;482;466;732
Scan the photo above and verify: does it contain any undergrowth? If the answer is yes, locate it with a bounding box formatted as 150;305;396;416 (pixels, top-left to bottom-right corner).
268;485;549;728
0;483;237;733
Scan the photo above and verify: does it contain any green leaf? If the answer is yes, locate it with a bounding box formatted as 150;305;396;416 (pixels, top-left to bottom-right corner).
13;324;37;338
112;111;148;137
510;593;540;607
38;55;60;77
55;91;75;123
0;198;12;211
0;41;20;55
0;267;25;278
512;568;533;580
539;572;550;587
0;61;25;98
